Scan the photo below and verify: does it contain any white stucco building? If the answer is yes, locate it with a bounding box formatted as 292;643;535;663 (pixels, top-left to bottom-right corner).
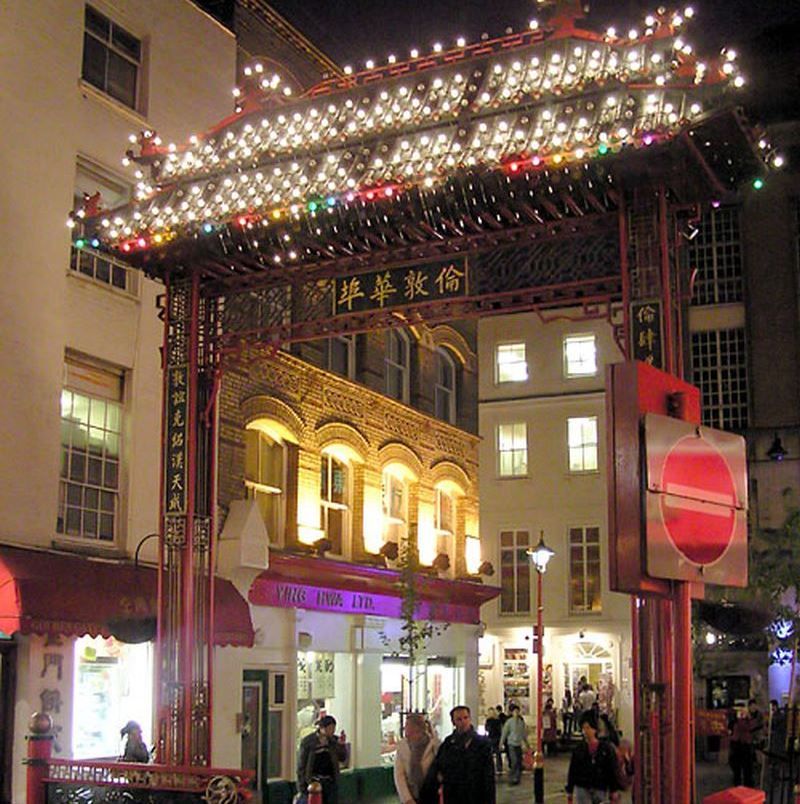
477;310;635;738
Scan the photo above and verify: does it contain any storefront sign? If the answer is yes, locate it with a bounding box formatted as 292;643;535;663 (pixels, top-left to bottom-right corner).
252;579;479;624
696;709;729;737
334;258;468;315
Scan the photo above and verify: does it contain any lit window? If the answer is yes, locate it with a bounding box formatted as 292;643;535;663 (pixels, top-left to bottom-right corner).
497;422;528;477
320;453;350;555
434;489;454;534
465;535;482;575
73;635;153;759
567;417;598;472
82;5;141;110
382;470;407;548
57;357;123;543
500;530;531;614
385;330;410;403
569;526;602;613
495;343;528;383
563;334;597;377
245;429;286;544
435;348;456;424
326;335;355;379
382;472;406;522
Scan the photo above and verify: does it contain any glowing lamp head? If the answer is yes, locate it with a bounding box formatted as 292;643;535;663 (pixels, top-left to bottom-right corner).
137;237;146;248
643;134;654;146
752;178;764;191
75;238;86;249
509;161;520;173
203;223;214;234
527;531;555;574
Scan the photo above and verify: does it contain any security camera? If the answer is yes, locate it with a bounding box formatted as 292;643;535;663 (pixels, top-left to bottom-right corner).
579;630;585;639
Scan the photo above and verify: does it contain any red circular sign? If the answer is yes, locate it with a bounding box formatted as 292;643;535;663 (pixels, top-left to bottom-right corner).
659;436;737;566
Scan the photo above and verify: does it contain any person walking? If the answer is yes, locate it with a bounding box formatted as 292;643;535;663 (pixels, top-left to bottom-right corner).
729;699;764;788
542;698;558;756
296;715;348;804
565;711;621;804
500;703;528;785
423;705;495;804
485;707;504;773
394;714;439;804
562;690;574;737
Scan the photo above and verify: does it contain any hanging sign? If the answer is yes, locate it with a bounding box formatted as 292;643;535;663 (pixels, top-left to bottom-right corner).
334;258;468;315
165;366;189;514
631;300;663;368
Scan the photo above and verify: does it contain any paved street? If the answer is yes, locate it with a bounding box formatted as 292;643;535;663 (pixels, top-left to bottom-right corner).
492;755;735;802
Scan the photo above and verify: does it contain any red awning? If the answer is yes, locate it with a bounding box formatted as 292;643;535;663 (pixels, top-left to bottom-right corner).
0;544;253;647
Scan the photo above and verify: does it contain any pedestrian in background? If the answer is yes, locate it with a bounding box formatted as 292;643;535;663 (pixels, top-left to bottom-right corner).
423;705;495;804
565;711;621;804
394;713;439;804
542;698;558;755
500;703;528;785
729;699;764;788
296;715;347;804
562;689;574;737
485;707;504;772
119;721;149;763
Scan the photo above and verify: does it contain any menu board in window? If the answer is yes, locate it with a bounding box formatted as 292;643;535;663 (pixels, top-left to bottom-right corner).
503;647;531;715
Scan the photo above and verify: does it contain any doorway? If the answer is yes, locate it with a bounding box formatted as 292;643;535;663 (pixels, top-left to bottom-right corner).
242;668;288;800
0;641;17;804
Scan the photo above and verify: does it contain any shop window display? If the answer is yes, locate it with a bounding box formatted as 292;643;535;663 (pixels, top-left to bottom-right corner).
380;657;457;765
296;651;353;752
72;635;153;759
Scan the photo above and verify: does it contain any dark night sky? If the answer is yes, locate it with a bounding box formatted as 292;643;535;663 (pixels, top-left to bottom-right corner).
262;0;799;65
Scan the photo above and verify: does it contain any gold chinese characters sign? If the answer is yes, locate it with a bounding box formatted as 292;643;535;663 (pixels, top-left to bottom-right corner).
631;299;663;369
165;366;189;514
334;258;468;315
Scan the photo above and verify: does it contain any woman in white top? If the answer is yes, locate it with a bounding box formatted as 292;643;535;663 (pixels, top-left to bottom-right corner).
394;713;440;804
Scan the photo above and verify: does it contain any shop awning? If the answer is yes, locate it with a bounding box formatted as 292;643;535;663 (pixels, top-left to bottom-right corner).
249;552;500;625
0;544;253;646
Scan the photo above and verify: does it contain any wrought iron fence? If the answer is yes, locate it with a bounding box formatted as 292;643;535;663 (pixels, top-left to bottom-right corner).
45;759;252;804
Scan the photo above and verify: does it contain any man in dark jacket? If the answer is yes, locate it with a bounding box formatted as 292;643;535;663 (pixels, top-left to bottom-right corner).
566;711;621;803
424;705;495;804
296;715;348;804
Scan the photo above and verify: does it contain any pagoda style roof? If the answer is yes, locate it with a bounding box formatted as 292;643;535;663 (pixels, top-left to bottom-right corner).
74;5;773;286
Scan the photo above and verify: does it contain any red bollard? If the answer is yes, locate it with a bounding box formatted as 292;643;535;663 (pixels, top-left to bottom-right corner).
307;779;323;804
25;712;53;804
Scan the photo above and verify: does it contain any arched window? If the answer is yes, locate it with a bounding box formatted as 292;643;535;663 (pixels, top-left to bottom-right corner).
434;347;456;424
244;428;287;545
385;330;410;403
382;468;408;547
320;452;350;555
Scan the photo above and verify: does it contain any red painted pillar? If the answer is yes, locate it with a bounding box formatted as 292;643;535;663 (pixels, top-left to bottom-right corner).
534;568;544;802
673;582;693;804
25;713;53;804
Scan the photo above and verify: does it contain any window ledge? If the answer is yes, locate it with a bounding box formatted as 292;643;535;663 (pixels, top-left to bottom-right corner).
78;79;149;127
496;474;529;480
67;269;140;303
51;538;127;560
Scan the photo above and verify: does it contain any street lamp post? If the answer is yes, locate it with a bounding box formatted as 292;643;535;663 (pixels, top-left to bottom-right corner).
528;530;555;804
